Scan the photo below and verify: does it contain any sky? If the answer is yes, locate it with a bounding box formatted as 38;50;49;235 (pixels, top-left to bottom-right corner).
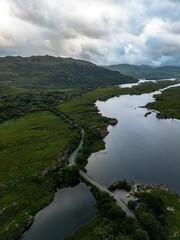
0;0;180;66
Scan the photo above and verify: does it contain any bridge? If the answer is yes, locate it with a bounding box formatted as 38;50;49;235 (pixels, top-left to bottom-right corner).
68;129;135;218
79;170;135;218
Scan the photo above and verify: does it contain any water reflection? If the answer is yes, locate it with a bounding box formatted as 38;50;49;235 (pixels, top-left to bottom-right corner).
22;183;95;240
86;91;180;193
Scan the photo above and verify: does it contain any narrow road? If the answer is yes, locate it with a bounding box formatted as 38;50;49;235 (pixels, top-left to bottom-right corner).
68;128;135;218
68;129;84;165
79;170;135;218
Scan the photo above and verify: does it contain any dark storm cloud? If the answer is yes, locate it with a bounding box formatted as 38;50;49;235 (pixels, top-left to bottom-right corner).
0;0;179;66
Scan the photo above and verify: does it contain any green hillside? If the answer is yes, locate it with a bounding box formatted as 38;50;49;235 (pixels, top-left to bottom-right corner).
0;56;136;88
105;64;180;80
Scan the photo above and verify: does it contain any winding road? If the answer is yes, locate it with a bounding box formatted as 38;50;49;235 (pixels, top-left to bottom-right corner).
69;129;84;165
68;129;135;218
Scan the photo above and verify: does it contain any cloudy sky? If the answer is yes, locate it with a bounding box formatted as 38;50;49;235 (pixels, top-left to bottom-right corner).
0;0;180;66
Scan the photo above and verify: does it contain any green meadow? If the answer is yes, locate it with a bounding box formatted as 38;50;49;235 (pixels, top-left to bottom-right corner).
0;111;79;239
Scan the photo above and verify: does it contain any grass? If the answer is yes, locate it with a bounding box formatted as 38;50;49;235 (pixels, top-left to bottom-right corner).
146;86;180;120
60;81;180;166
1;79;180;239
151;190;180;240
0;111;79;239
92;140;105;152
61;82;180;240
60;87;126;167
126;80;180;95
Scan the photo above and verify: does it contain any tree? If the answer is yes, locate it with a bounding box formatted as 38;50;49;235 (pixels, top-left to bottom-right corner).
134;228;149;240
138;212;164;240
128;200;137;211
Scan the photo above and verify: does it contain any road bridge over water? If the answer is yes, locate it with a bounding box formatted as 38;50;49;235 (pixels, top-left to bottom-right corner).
68;129;135;218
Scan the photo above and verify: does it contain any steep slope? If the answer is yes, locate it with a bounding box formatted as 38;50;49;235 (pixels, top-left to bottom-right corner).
105;64;180;79
0;56;136;87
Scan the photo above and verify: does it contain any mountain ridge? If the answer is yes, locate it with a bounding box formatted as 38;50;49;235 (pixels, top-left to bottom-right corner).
104;63;180;79
0;56;136;88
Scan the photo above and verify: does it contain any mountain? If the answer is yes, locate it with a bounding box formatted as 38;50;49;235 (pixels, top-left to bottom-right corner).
105;64;180;79
0;56;136;88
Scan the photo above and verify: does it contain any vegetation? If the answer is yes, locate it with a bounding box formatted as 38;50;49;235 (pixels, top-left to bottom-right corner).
0;111;80;239
66;187;135;240
0;56;136;88
105;63;180;79
67;186;180;240
54;165;80;187
60;87;125;167
127;80;180;95
60;80;180;167
146;86;180;120
135;190;180;240
157;190;180;240
0;64;180;240
109;179;132;192
0;84;88;123
128;200;137;211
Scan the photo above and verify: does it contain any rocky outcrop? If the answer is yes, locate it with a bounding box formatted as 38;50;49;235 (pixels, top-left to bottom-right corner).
109;118;118;125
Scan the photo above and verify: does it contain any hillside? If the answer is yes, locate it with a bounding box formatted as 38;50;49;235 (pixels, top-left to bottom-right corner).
0;56;136;88
105;64;180;79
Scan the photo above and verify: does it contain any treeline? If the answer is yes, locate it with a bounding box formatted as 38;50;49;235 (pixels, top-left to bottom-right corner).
0;89;83;123
66;188;168;240
53;165;80;188
108;179;132;192
30;165;79;187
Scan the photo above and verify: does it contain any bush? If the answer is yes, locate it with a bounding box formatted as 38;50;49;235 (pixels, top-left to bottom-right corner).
128;200;137;211
54;165;79;187
133;228;149;240
109;180;131;192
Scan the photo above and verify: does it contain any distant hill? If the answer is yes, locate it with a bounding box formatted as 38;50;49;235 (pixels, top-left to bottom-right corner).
0;56;136;88
104;64;180;79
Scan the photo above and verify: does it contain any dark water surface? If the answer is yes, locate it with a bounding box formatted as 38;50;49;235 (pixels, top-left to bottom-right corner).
22;183;95;240
23;81;180;240
86;90;180;193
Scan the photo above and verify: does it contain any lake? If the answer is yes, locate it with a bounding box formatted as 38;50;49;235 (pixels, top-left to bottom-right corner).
86;85;180;193
22;183;95;240
23;81;180;239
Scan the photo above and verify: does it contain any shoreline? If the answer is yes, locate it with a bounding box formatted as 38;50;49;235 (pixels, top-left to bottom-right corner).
20;81;180;239
109;179;180;197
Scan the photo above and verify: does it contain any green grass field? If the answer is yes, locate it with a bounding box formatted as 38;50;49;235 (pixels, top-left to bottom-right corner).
0;111;79;239
146;86;180;120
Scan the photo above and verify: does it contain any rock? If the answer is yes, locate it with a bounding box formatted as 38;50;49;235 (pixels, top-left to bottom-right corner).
21;216;34;234
101;129;109;138
109;118;118;125
167;207;175;213
144;112;152;117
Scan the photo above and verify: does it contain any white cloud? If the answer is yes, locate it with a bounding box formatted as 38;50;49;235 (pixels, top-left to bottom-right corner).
0;0;179;66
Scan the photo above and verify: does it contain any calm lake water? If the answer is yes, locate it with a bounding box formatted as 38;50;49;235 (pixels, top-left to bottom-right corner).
23;80;180;239
86;87;180;193
22;183;95;240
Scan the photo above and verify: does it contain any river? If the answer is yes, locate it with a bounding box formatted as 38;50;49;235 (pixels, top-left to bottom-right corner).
23;80;180;239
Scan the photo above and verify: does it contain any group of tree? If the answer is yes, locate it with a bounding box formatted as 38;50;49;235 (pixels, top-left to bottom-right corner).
53;165;80;187
66;188;168;240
